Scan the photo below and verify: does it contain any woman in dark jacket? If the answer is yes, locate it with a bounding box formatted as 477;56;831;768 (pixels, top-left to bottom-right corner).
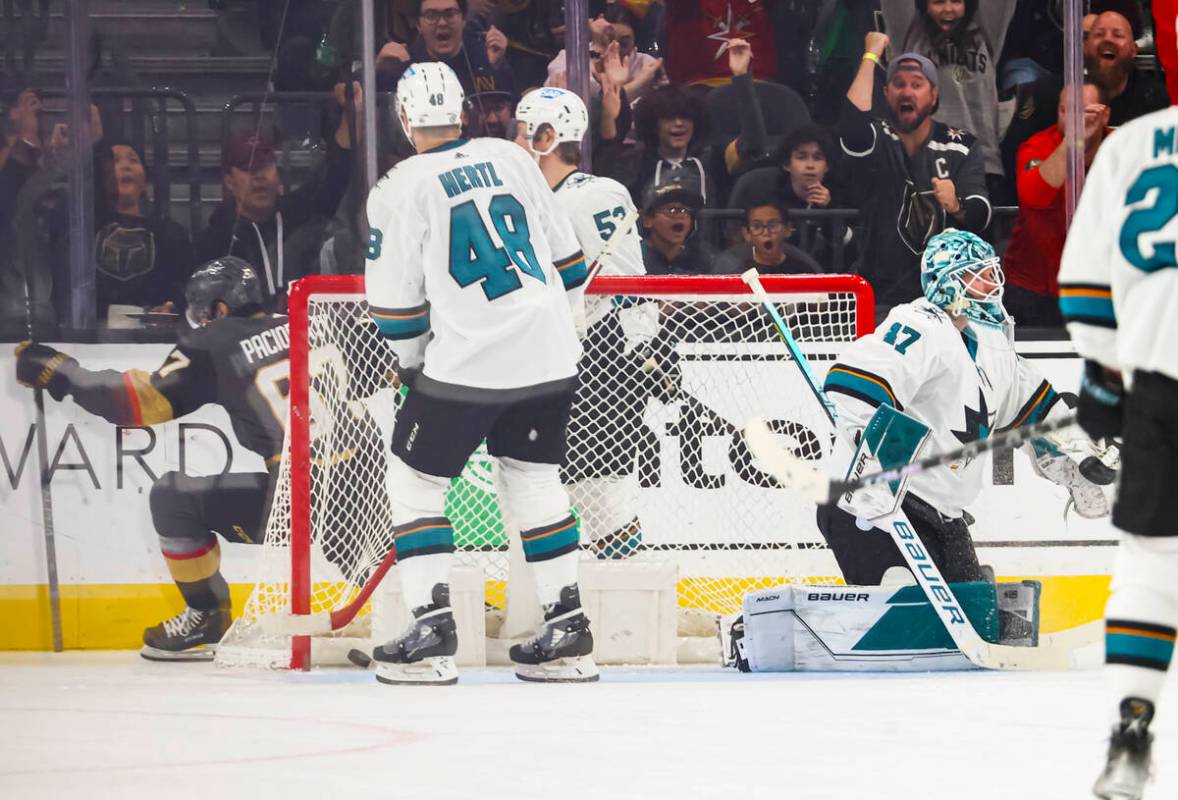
92;140;195;321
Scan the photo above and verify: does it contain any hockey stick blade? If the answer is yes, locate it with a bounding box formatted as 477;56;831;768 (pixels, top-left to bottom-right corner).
744;418;831;503
744;413;1079;505
259;544;399;637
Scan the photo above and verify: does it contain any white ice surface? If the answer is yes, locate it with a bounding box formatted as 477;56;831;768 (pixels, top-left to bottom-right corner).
1;652;1175;800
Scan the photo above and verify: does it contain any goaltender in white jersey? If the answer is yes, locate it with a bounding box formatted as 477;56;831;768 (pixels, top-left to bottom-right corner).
1059;106;1178;800
364;63;597;687
513;87;666;560
817;229;1107;587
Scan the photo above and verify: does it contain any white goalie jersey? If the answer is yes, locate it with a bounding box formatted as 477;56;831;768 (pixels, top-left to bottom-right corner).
1058;106;1178;383
365;136;586;394
822;299;1061;517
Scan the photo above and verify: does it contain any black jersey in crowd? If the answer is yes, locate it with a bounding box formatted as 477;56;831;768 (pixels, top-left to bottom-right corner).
837;98;990;310
94;212;196;317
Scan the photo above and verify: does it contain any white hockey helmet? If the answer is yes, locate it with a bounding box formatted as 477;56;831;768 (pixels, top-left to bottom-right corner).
395;62;465;143
514;87;589;156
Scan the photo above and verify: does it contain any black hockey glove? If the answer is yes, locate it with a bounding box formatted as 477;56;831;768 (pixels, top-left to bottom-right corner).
1077;360;1124;441
14;341;77;401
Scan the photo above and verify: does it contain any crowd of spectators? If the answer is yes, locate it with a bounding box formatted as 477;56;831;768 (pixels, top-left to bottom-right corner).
2;0;1175;336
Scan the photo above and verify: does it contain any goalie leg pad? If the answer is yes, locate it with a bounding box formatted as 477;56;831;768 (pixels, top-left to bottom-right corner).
996;580;1042;647
735;582;1000;672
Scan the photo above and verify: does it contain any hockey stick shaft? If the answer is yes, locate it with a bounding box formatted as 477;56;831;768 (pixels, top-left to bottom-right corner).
740;268;837;427
828;412;1077;503
22;273;63;652
874;507;1075;670
33;387;64;652
328;544;398;631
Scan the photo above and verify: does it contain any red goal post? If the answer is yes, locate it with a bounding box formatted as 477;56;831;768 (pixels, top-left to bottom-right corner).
225;273;874;671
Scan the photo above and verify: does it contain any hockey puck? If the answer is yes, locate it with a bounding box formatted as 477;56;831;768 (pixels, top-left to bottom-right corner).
347;648;372;668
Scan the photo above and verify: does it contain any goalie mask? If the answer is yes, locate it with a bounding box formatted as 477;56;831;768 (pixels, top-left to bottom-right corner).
185;256;264;327
514;87;588;157
395;62;465;145
920;229;1008;327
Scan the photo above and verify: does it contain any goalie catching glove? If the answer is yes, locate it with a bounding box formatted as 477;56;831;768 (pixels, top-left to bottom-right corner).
15;341;77;401
1023;401;1111;519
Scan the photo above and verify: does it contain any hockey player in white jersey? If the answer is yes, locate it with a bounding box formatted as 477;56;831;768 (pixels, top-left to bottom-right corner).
514;86;670;559
1058;107;1178;800
817;229;1107;587
365;63;596;685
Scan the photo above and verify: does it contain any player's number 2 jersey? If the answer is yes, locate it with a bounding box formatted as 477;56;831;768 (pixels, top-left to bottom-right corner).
1059;106;1178;382
365;137;586;394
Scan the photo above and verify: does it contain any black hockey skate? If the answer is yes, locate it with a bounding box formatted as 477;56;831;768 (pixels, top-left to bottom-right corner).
372;584;458;686
140;606;230;662
509;585;598;683
1093;697;1154;800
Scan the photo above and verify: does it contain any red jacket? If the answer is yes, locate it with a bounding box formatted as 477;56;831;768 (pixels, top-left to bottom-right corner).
1152;0;1178;109
664;0;776;85
1003;125;1067;297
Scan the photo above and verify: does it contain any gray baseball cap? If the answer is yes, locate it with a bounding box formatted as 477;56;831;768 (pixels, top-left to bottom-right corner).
886;53;938;89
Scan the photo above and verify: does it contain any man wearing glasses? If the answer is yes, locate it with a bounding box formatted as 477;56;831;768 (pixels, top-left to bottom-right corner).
376;0;515;97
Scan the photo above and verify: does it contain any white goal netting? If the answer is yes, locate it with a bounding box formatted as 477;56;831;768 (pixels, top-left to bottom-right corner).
216;274;872;669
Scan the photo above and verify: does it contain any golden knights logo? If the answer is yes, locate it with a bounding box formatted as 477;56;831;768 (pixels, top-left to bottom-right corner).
95;222;157;282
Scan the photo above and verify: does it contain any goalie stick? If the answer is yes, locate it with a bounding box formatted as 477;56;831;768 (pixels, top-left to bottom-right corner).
738;269;1078;670
741;268;837;426
744;411;1078;506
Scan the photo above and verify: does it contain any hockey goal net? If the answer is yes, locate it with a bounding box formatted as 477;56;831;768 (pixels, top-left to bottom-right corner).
216;273;874;669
